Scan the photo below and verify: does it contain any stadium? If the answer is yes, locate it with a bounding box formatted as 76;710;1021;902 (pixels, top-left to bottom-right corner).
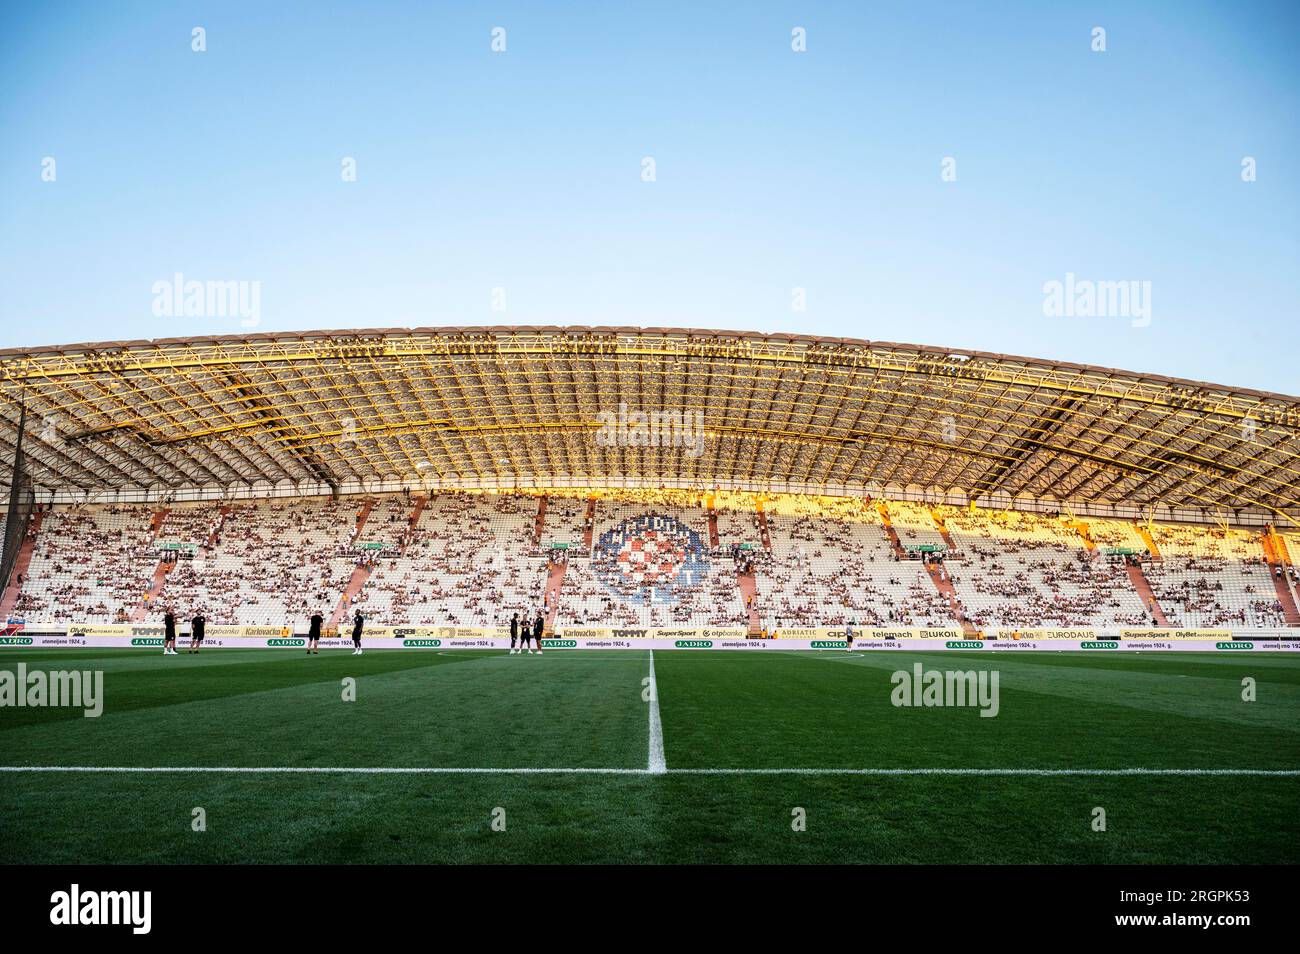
1;326;1297;865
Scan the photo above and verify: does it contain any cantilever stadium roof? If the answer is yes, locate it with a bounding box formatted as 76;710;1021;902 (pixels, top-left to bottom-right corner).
0;327;1297;524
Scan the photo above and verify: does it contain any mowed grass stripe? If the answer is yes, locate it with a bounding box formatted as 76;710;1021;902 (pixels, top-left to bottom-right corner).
3;765;1295;775
654;651;1300;770
793;650;1300;733
0;649;483;729
954;650;1300;682
1;771;1296;864
0;650;649;770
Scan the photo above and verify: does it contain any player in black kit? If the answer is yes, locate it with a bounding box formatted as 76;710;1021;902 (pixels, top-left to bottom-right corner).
351;610;364;655
533;610;545;655
521;609;535;654
163;609;177;656
189;612;205;654
509;612;520;654
308;611;323;654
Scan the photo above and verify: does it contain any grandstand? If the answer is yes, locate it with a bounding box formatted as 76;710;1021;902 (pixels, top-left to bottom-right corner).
0;327;1296;634
5;487;1294;633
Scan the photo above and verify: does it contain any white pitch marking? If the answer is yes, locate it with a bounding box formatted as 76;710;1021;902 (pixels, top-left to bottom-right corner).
661;767;1300;777
647;649;666;774
1;766;1295;777
0;765;648;775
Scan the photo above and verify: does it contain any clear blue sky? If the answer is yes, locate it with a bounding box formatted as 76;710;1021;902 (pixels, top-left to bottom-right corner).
1;1;1296;393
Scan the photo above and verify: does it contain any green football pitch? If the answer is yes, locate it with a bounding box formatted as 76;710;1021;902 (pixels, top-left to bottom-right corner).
1;648;1297;864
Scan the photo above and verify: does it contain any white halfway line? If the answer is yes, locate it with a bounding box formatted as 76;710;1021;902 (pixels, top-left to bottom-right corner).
0;767;1296;777
647;649;666;774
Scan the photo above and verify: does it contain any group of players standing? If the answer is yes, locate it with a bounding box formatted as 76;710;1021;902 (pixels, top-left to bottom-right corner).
157;608;366;655
510;610;546;654
159;609;206;654
306;609;366;655
156;606;546;655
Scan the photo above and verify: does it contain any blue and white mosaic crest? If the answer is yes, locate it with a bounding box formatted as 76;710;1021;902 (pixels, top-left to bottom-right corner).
594;514;709;605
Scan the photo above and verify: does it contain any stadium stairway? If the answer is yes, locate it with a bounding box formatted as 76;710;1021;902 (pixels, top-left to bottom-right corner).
146;508;170;545
142;505;232;618
736;566;762;634
208;506;232;547
543;557;568;634
706;499;720;549
1125;562;1171;627
1068;519;1098;553
331;494;429;624
929;507;960;552
754;499;772;551
401;495;427;554
332;566;371;626
874;500;909;560
1274;532;1295;566
351;499;375;543
535;495;547;543
1073;517;1173;624
876;500;975;633
132;561;175;621
1261;530;1300;626
1135;524;1163;560
923;562;979;636
583;498;597;551
130;508;172;621
330;499;377;627
0;510;42;619
1273;532;1299;605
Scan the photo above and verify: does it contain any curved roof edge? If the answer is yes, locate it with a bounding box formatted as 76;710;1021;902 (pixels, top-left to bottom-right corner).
1;325;1296;405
